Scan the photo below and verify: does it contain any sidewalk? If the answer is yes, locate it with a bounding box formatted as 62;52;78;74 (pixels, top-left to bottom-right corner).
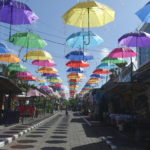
83;115;146;150
0;111;58;147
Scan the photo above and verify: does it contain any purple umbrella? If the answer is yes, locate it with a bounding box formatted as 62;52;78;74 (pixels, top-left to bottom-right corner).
118;32;150;47
32;60;56;67
42;73;59;77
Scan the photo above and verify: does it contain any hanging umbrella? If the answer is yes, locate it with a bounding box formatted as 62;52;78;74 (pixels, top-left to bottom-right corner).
42;73;59;77
96;63;118;70
49;78;62;83
24;50;53;60
47;77;60;80
9;32;47;48
32;59;56;67
66;31;103;48
108;47;137;58
65;51;93;61
67;67;85;73
40;86;50;89
69;85;79;89
0;53;20;63
66;60;90;68
36;79;47;83
93;69;111;74
89;78;100;81
16;71;32;77
38;83;49;86
69;79;82;83
63;1;115;28
136;2;150;23
21;76;37;81
67;73;85;79
7;63;27;72
90;74;105;79
0;43;10;54
118;31;150;47
101;57;126;64
38;67;58;74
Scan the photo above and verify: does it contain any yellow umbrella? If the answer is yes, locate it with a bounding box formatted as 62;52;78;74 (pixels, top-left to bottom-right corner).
36;79;47;83
69;85;79;89
24;50;53;60
89;78;100;81
63;1;115;28
49;78;62;83
67;73;85;79
0;53;20;63
38;67;58;74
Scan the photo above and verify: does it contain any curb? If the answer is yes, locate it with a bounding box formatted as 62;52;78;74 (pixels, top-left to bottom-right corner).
0;112;58;148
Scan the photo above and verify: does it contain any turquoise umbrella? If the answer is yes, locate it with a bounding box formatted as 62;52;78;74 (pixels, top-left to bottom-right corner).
96;63;118;70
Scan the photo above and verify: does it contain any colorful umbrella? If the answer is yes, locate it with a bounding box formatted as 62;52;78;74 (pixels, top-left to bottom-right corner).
65;51;93;61
66;60;90;68
7;63;27;72
32;60;56;67
136;2;150;23
40;86;50;89
90;74;105;79
38;67;58;74
42;73;59;77
0;53;20;63
63;1;115;28
69;79;82;83
36;79;47;83
101;57;126;64
108;48;137;58
17;71;32;77
96;63;118;70
21;76;37;81
9;32;47;48
118;32;150;47
66;31;103;48
67;73;85;79
67;67;85;73
0;43;10;54
0;0;38;25
93;69;111;74
24;50;52;60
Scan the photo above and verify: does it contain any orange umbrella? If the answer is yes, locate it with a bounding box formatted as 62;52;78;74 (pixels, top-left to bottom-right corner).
69;85;79;89
0;53;20;63
67;73;85;79
89;78;100;81
66;60;89;68
93;69;111;74
38;67;58;74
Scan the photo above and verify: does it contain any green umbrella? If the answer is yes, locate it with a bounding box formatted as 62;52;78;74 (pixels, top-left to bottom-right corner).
101;57;126;64
9;32;47;48
7;63;27;72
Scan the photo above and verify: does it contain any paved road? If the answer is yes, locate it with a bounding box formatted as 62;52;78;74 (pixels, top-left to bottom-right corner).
1;111;110;150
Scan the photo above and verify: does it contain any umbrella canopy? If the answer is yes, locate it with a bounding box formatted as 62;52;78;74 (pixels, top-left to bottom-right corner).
101;57;126;64
67;67;85;73
69;79;82;82
89;78;100;81
40;86;50;89
63;1;115;28
66;31;103;48
24;50;52;60
67;73;85;79
32;59;56;67
66;60;90;68
118;32;150;47
21;76;37;81
93;69;111;74
36;79;47;83
69;85;79;89
7;63;27;72
38;67;58;74
49;78;62;82
65;51;93;61
96;63;118;70
17;71;32;77
0;0;38;25
38;83;49;86
90;74;105;79
108;47;137;58
27;89;46;97
0;53;20;63
136;2;150;23
42;73;59;77
0;43;10;54
9;32;47;48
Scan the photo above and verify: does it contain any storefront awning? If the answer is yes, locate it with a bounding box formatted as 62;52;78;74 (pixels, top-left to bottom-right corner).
27;89;46;97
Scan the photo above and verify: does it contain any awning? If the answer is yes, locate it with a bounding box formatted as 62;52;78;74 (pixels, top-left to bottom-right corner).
0;75;22;94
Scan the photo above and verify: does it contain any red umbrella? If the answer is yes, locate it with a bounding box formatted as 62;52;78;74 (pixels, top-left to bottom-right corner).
66;60;89;68
93;69;111;74
21;76;37;81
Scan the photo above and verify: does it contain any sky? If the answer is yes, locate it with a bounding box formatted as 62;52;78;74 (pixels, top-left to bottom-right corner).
0;0;149;95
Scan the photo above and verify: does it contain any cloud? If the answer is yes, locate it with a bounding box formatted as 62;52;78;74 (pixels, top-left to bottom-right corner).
99;48;111;59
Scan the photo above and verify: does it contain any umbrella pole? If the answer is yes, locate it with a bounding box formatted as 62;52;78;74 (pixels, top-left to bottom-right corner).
130;57;133;82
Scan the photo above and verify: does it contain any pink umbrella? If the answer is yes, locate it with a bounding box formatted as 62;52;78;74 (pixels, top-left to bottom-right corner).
108;47;137;58
40;86;50;89
27;89;46;97
16;71;32;77
32;60;56;67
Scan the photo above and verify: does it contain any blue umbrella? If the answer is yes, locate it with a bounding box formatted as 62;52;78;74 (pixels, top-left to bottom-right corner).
38;83;49;86
136;2;150;23
65;50;93;61
0;43;10;54
65;31;104;48
96;63;118;70
90;74;105;79
67;67;85;73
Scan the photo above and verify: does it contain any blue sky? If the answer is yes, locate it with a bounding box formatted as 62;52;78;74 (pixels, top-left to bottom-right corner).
0;0;148;95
